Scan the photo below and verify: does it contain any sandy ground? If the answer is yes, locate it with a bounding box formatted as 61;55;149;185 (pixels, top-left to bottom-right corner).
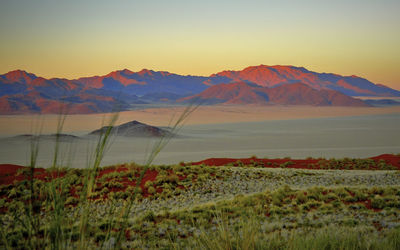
0;105;400;135
0;109;399;167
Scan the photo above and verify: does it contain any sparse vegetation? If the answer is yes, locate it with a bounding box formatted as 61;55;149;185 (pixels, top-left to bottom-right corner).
1;159;400;248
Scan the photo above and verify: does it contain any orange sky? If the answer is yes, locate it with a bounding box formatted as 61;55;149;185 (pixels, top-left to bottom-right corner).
0;0;399;89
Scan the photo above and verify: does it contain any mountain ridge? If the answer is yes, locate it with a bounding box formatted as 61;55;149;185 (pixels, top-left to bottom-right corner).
1;65;398;114
179;81;369;107
3;65;399;97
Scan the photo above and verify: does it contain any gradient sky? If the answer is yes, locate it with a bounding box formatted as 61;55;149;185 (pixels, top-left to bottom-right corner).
1;0;399;89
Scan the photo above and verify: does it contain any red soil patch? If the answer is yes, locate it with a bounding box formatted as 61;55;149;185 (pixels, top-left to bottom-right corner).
98;166;129;178
0;164;25;175
1;154;399;207
0;164;26;185
0;163;163;199
0;164;68;185
371;154;400;168
191;154;400;170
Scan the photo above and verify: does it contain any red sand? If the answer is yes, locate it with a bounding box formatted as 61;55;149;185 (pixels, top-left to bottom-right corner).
1;154;399;186
1;154;399;197
370;154;400;167
0;164;25;175
0;154;399;211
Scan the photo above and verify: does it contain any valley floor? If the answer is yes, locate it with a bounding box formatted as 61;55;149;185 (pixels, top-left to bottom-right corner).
1;105;400;135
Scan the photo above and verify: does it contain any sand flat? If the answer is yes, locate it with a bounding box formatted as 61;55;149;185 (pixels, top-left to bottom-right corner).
1;112;400;166
0;105;400;135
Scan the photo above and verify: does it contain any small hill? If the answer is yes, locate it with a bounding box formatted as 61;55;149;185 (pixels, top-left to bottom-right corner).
9;133;79;141
89;120;172;137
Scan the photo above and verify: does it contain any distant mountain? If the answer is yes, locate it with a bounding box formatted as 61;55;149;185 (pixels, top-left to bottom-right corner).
179;82;369;107
1;65;399;114
211;65;400;97
89;120;172;137
139;92;188;103
364;99;400;107
0;70;134;114
77;69;227;96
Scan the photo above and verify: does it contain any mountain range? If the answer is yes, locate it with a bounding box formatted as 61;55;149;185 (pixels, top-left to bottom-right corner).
1;65;399;114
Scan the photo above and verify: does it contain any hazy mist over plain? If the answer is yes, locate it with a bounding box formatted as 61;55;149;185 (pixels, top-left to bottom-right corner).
1;113;399;167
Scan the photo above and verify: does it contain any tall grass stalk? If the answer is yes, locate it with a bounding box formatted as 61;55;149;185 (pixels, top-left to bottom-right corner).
45;104;71;249
194;213;400;250
24;116;43;249
113;103;199;248
195;212;259;250
78;112;119;249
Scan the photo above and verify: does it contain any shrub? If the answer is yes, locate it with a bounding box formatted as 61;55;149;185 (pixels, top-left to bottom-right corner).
105;180;124;189
305;200;322;210
295;191;307;204
334;187;350;199
320;203;334;213
353;189;368;201
65;196;79;206
384;195;400;208
111;191;129;200
7;187;18;198
323;192;338;202
100;187;109;195
280;161;294;168
370;186;385;195
342;218;359;227
143;211;156;222
95;232;106;242
166;174;179;184
344;196;358;202
299;203;311;212
88;191;100;199
148;186;156;194
144;181;154;188
271;193;285;206
0;198;6;208
371;195;385;209
307;187;325;201
126;186;142;195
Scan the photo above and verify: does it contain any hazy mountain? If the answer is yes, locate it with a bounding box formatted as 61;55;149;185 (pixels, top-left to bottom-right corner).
1;65;398;113
139;92;188;103
77;69;228;96
211;65;400;97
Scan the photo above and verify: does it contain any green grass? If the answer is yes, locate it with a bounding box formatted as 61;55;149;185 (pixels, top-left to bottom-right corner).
2;168;400;249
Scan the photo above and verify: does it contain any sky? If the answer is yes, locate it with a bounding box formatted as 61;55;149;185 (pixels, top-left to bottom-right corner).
0;0;399;89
